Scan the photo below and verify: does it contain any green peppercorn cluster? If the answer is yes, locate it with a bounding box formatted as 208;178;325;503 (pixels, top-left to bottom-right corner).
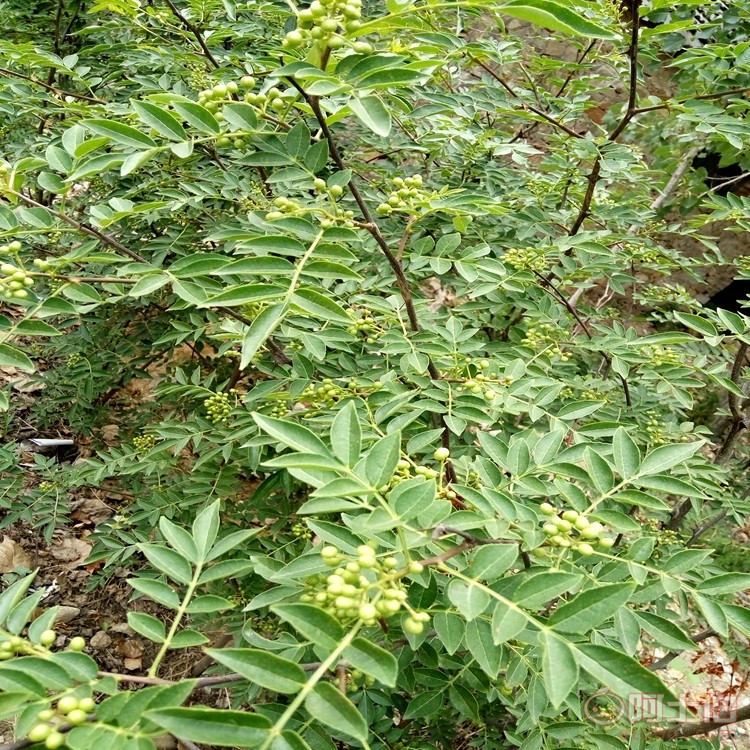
286;0;372;53
347;669;376;692
539;503;615;554
27;693;95;749
0;239;22;256
346;309;381;343
0;261;33;300
133;434;157;454
291;521;312;540
641;344;681;367
300;544;429;633
502;247;548;272
376;175;426;215
65;352;83;367
203;390;237;424
521;323;570;361
266;182;355;228
298;378;380;412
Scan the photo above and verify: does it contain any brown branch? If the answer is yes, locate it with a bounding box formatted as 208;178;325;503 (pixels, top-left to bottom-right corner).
715;341;749;466
292;82;456;480
0;66;105;105
29;273;137;284
633;86;750;115
647;628;717;671
568;0;641;235
4;190;147;263
471;57;584;140
687;508;728;547
162;0;220;69
654;702;750;740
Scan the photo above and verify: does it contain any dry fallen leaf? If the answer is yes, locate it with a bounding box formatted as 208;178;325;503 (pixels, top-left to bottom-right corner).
71;496;113;525
123;657;142;671
0;537;33;573
49;536;92;567
100;424;120;443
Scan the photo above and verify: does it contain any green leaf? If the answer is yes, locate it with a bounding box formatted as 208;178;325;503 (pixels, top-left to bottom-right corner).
130;272;171;296
0;344;34;372
192;500;220;558
205;648;306;693
447;579;490;620
697;573;750;596
466;618;503;676
129;578;180;609
84;119;157;148
272;604;343;650
132;100;187;141
290;288;352;324
240;302;288;369
635;612;696;651
330;400;361;467
222;103;258;131
612;427;641;479
500;0;619;39
673;312;718;337
513;572;582;608
127;612;166;643
349;95;392;137
343;638;398;686
639;442;702;476
121;148;159;176
204;283;285;307
138;544;193;584
540;631;578;708
172;101;221;134
304;682;367;741
389;477;435;519
285;121;311;158
433;612;465;654
253;413;331;455
549;583;635;633
576;645;680;715
470;544;518;581
364;432;401;487
492;602;528;645
145;708;270;747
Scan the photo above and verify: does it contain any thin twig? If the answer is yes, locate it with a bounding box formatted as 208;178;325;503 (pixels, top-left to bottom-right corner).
0;66;105;105
648;628;716;671
162;0;220;68
715;341;749;466
633;86;750;115
4;190;146;263
687;509;728;547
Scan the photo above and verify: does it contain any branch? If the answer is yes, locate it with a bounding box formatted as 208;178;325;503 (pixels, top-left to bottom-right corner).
0;66;105;105
4;190;147;263
568;0;641;235
715;341;749;466
687;508;727;547
647;628;716;671
471;57;584;139
654;702;750;740
162;0;220;69
633;86;750;115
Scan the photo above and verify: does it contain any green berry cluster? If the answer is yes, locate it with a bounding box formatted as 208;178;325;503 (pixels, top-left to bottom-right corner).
133;434;157;454
66;352;83;367
580;389;608;402
0;240;22;255
376;175;425;215
286;0;371;53
539;503;615;554
0;261;33;300
298;378;378;412
521;323;570;361
300;544;429;633
502;247;548;272
28;694;95;749
346;309;381;342
638;284;693;305
641;345;681;367
266;184;355;228
347;669;376;692
203;389;237;424
291;521;312;540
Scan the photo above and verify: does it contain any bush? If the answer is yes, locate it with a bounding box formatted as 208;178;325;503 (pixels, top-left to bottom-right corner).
1;0;750;748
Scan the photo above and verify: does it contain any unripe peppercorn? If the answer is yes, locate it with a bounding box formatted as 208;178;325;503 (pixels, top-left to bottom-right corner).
539;502;556;515
66;709;87;725
40;630;56;647
45;732;65;750
68;636;86;652
56;696;79;714
28;724;52;743
434;447;450;461
404;617;423;634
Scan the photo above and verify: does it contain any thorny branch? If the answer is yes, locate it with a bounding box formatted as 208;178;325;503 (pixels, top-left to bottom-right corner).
162;0;220;69
0;66;105;105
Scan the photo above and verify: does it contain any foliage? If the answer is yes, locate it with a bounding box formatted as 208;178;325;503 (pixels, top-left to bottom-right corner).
1;0;750;748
